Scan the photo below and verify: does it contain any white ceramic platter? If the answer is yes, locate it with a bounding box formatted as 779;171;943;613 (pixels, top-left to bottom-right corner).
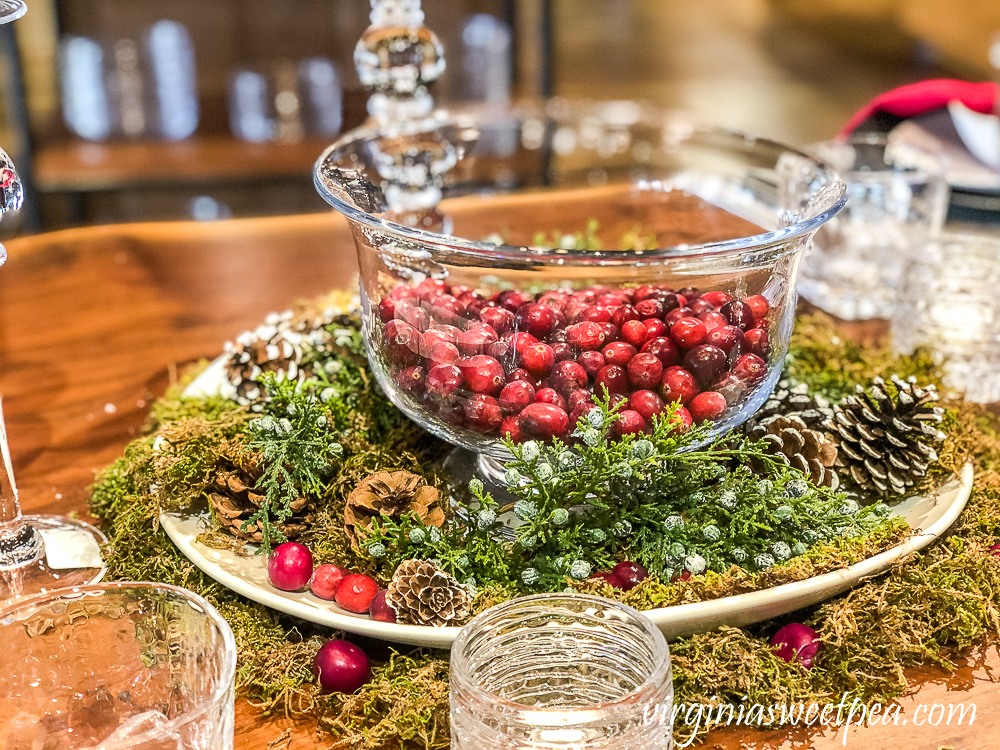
161;462;972;646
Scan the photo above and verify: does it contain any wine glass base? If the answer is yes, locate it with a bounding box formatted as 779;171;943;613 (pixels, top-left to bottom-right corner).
0;515;107;602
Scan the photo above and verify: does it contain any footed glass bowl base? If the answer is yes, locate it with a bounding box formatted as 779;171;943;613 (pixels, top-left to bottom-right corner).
0;516;107;601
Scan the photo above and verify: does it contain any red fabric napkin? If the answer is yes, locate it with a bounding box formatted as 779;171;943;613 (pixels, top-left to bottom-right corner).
840;79;999;138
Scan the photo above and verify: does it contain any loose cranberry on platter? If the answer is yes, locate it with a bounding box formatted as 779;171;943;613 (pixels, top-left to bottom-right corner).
689;391;728;423
595;364;629;395
603;341;638;368
336;573;380;614
611;409;648;438
627;353;664;390
519;403;570;440
660;366;699;406
311;563;350;600
521;343;556;379
499;380;535;414
369;590;397;623
536;387;569;412
268;542;314;591
683;344;728;386
732;353;768;385
464;394;503;432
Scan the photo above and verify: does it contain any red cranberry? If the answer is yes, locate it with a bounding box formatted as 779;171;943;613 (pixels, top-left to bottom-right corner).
390;284;417;301
415;278;448;301
683;345;728;386
565;299;591;322
990;544;1000;558
383;320;420;367
611;305;641;329
509;331;539;356
421;325;461;354
399;303;430;332
699;311;728;332
369;590;397;623
463;297;489;320
678;287;700;303
629;390;666;422
480;305;515;335
668;405;693;434
660;366;699;405
426;364;465;401
427;341;461;368
515;303;559;339
720;300;755;331
521;343;556;379
665;307;696;327
713;372;749;405
457;327;497;356
499;380;535;414
597;322;619;344
621;319;648;348
635;298;665;320
689;298;715;316
655;292;683;314
396;365;426;395
632;285;661;302
460;356;505;395
597;292;629;306
689;391;728;423
568;388;595;411
611;409;648;437
314;640;372;694
268;542;313;591
537;292;569;311
507;368;535;385
578;350;606;378
431;295;464;324
643;318;668;340
603;341;638;368
569;402;599;430
311;564;351;600
731;353;768;385
627;353;664;390
501;415;524;442
705;325;746;358
744;328;771;360
552;342;575;362
550;361;589;396
536;387;569;412
595;364;629;396
518;402;570;440
611;561;649;591
451;284;474;298
465;394;503;432
336;573;380;614
641;337;680;368
486;339;515;369
743;294;770;320
579;305;613;324
670;318;708;349
377;298;397;323
700;290;733;309
496;290;531;311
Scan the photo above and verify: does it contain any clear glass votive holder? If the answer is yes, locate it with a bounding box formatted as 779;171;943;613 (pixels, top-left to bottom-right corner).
0;582;237;750
450;594;674;749
892;233;1000;404
797;133;949;320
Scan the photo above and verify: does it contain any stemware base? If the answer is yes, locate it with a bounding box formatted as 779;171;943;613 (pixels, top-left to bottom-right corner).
0;515;107;601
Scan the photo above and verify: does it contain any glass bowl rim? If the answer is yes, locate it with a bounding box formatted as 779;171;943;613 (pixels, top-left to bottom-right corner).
0;580;237;748
450;592;670;718
808;131;948;183
314;101;848;267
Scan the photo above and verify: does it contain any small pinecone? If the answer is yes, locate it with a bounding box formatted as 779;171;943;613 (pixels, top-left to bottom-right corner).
748;414;840;489
344;471;445;548
824;375;946;497
750;380;834;431
386;559;472;627
208;458;312;543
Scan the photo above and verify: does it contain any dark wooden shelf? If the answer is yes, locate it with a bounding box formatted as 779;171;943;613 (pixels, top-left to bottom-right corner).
33;135;337;193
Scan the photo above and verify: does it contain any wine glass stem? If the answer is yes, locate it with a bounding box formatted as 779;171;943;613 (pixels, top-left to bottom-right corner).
0;403;45;572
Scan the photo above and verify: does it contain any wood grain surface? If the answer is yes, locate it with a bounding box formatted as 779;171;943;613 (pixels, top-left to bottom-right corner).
1;212;996;748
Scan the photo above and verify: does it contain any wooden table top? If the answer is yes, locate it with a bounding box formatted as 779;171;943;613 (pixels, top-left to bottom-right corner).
1;213;997;748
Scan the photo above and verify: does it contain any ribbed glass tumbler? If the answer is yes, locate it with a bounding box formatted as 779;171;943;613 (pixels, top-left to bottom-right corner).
450;594;674;749
0;582;237;749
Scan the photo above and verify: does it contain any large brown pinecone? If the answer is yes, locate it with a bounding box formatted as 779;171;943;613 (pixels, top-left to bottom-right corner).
750;380;834;431
386;559;472;627
344;471;445;548
824;375;945;497
748;414;840;489
208;456;313;543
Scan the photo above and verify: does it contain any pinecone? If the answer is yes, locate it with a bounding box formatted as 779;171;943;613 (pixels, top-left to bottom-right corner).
344;471;445;549
750;380;834;431
386;559;472;627
208;457;313;543
748;414;840;489
824;375;946;497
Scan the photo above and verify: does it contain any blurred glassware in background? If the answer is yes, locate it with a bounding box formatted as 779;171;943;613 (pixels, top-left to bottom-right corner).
0;582;237;749
228;57;342;144
450;594;674;749
59;20;199;141
892;233;1000;404
460;13;511;105
796;133;949;320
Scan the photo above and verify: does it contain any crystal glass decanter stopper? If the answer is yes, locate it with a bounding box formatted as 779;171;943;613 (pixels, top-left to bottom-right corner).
0;0;26;24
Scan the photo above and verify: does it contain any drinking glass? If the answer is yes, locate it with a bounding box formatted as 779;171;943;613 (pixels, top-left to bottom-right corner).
892;233;1000;403
450;594;674;749
0;582;237;749
796;133;949;320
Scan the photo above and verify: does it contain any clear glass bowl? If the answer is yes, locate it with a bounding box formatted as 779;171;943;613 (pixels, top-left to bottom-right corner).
315;100;846;459
0;582;236;749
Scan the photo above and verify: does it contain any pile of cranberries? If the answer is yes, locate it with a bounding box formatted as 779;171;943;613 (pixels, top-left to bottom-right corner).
267;542;397;623
377;278;773;442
